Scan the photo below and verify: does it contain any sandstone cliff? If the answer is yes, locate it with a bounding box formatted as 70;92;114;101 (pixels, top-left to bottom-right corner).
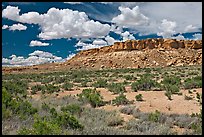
74;38;202;58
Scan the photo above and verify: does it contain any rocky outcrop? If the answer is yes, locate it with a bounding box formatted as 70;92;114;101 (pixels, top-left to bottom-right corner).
74;38;202;58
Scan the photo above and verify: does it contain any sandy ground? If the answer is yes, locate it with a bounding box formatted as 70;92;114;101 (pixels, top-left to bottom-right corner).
31;87;202;115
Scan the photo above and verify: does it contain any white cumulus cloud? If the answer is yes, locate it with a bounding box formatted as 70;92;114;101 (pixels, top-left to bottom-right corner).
2;25;9;29
171;34;186;40
2;50;63;67
121;31;135;41
192;33;202;40
75;39;108;51
105;35;118;45
2;23;27;31
184;25;198;33
157;19;177;38
92;39;107;45
29;40;49;47
112;6;149;28
2;6;111;40
9;23;27;31
64;2;82;4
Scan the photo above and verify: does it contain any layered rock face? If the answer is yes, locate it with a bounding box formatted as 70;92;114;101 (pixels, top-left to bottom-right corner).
75;38;202;58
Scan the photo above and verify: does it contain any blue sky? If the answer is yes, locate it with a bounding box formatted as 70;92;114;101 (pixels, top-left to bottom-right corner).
2;2;202;66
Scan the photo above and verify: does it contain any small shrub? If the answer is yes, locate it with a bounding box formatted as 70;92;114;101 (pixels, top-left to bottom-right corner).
61;104;82;115
112;93;130;106
135;94;143;101
41;102;50;111
77;88;105;107
131;78;161;91
162;76;181;86
183;76;202;89
62;82;73;90
45;84;60;94
108;83;126;94
120;106;135;115
148;110;161;122
92;79;108;88
124;75;136;80
18;115;62;135
57;112;84;129
163;84;179;94
31;85;46;95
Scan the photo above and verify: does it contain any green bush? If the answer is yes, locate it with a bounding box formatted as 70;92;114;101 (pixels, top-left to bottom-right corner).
163;84;179;94
92;79;108;88
31;85;46;95
131;78;161;91
108;83;126;94
135;94;143;101
124;75;136;80
77;88;105;107
2;87;37;119
183;76;202;89
45;84;60;94
18;115;62;135
148;110;161;122
62;82;73;90
61;104;82;115
41;102;50;111
162;76;181;86
57;112;84;129
112;93;130;106
3;80;27;95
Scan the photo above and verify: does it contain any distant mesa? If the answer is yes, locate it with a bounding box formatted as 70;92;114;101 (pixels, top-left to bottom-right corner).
2;38;202;73
75;38;202;58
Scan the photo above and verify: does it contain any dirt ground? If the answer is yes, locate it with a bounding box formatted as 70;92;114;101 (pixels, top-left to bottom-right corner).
31;87;202;115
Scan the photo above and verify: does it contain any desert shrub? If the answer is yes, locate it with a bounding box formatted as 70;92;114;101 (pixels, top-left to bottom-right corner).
112;93;130;106
108;83;126;94
163;84;179;94
120;106;136;115
18;115;62;135
148;110;161;122
31;84;46;95
41;77;54;84
62;82;73;90
162;76;181;86
135;94;143;101
45;84;60;94
41;102;50;111
2;87;37;119
77;88;105;107
183;76;202;89
61;104;82;115
81;81;87;87
131;78;161;91
2;80;27;95
107;116;124;126
57;112;84;129
124;75;136;80
92;79;108;88
54;76;66;84
125;119;173;135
